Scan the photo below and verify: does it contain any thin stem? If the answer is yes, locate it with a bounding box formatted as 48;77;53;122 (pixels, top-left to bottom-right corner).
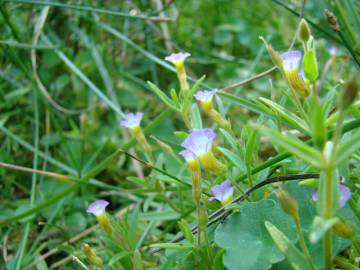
293;212;316;270
323;167;333;270
196;203;201;248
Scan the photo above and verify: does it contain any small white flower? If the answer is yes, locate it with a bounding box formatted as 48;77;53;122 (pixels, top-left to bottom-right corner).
210;180;234;204
165;52;191;65
181;128;216;157
86;200;109;216
120;112;143;129
281;51;302;71
194;89;218;103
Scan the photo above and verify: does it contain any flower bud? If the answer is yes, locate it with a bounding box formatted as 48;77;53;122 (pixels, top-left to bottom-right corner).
339;75;359;110
259;37;283;69
324;9;340;32
298;19;311;43
82;243;103;268
276;189;298;217
303;49;318;81
199;203;209;230
333;220;354;239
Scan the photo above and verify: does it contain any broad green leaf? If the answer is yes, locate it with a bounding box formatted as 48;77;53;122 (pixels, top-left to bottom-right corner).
255;125;322;168
213;249;225;270
335;129;360;165
147;81;179;111
214;200;296;270
265;221;313;270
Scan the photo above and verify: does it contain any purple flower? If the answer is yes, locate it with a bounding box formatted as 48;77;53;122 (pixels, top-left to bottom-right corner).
179;149;197;162
165;52;191;64
328;46;337;56
181;128;216;157
86;200;109;216
312;184;351;208
120;112;143;129
281;51;302;71
210;180;234;205
194;89;218;102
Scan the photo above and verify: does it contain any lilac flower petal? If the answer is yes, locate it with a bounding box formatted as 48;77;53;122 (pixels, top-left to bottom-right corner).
120;112;143;129
328;46;337;55
311;184;351;208
179;149;196;162
193;89;218;102
211;180;234;202
339;184;351;207
281;50;302;70
181;128;216;156
311;190;318;202
87;199;109;216
165;52;191;63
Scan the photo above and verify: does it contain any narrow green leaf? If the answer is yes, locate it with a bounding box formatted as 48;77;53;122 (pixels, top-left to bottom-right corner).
149;243;193;250
219;128;240;152
259;97;309;134
183;75;206;112
335;129;360;165
42;35;124;117
256;124;322;168
190;103;202;129
265;221;313;270
147;81;179;111
218;147;244;171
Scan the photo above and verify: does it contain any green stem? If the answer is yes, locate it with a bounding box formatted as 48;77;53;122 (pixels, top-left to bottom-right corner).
196;203;201;248
323;167;333;270
294;211;316;270
323;108;346;270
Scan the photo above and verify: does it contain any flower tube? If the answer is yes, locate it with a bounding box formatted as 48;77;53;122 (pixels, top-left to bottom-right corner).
194;89;231;130
86;199;112;234
180;149;201;204
280;51;310;97
120;112;151;152
165;52;191;93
